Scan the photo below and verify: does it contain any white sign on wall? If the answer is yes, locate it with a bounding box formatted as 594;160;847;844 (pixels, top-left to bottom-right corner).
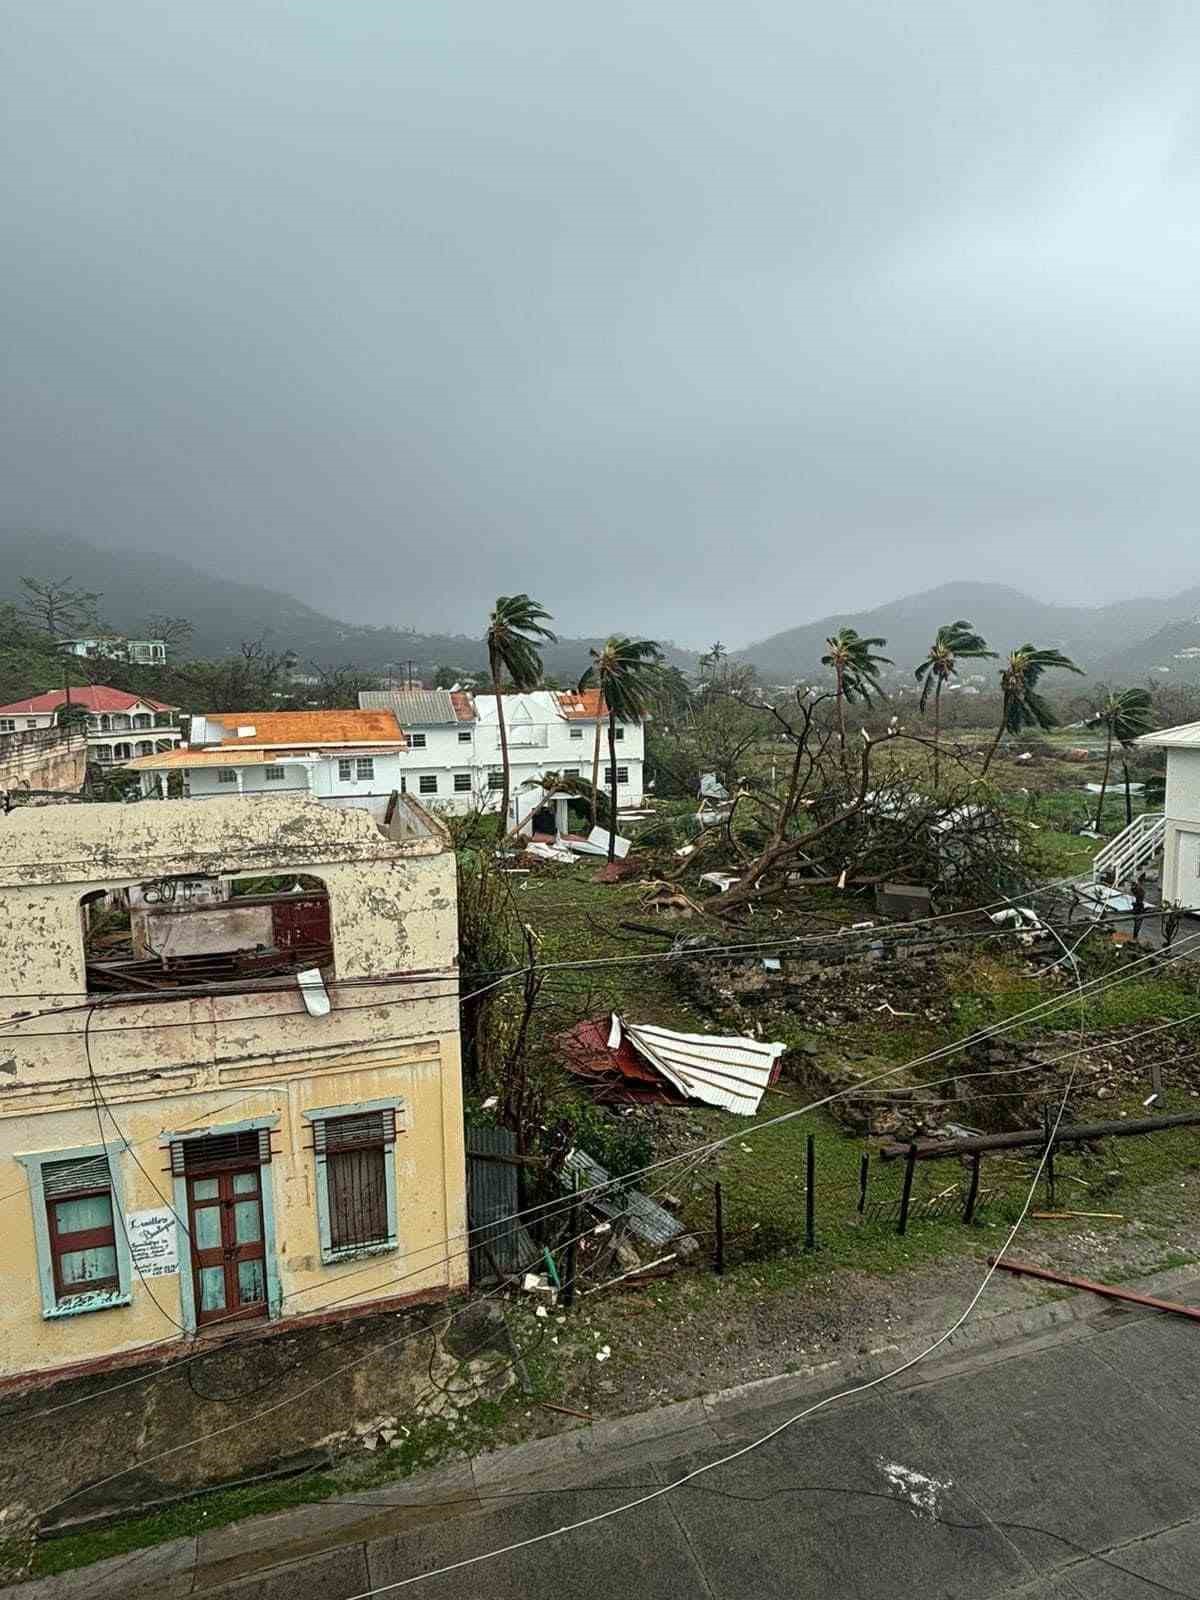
127;1209;179;1278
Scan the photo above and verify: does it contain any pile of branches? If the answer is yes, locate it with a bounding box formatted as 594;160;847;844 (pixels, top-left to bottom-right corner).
688;688;1030;917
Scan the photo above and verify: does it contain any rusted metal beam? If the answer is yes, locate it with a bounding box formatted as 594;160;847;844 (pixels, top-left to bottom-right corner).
879;1109;1200;1162
989;1257;1200;1323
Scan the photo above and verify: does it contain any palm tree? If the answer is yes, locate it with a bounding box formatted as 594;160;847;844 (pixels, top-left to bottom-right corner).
1086;686;1155;829
486;595;556;834
579;636;664;860
980;645;1084;776
913;621;996;786
821;628;892;771
700;641;727;681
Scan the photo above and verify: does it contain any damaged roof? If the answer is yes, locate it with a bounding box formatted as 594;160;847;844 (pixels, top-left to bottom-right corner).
358;689;475;725
0;793;446;888
201;711;405;747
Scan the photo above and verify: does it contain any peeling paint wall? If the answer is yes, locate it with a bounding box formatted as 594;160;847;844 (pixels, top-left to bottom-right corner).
0;729;87;795
0;796;465;1380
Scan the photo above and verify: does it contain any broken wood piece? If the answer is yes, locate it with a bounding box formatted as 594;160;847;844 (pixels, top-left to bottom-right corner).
537;1401;593;1421
989;1257;1200;1322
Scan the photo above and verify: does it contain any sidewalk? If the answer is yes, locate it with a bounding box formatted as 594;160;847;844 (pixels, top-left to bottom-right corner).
9;1258;1200;1599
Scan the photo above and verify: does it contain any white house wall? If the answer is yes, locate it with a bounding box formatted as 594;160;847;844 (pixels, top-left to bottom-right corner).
1162;748;1200;909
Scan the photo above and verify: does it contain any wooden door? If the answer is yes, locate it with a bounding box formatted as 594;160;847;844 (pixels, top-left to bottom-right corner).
186;1168;267;1327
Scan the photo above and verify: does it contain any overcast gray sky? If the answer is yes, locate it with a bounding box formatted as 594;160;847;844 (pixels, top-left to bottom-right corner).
4;1;1200;647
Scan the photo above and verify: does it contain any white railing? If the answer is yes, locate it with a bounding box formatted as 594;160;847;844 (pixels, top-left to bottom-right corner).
1092;812;1166;884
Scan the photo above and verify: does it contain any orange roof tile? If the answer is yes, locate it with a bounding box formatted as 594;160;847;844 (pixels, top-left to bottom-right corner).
211;711;404;746
553;689;606;720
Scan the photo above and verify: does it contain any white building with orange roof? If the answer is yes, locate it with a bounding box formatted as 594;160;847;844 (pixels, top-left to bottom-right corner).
126;709;408;818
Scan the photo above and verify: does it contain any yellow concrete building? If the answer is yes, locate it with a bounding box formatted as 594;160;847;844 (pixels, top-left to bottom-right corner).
0;794;466;1384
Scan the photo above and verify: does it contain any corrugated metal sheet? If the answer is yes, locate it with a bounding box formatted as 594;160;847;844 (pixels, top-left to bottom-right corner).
359;689;461;726
466;1125;538;1281
561;1148;683;1248
619;1018;784;1117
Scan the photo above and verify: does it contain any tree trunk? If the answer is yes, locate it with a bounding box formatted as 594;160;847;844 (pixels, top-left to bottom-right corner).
980;712;1006;777
1122;755;1133;826
835;667;847;775
1094;726;1113;831
491;647;512;837
590;717;603;826
607;712;619;863
933;678;942;788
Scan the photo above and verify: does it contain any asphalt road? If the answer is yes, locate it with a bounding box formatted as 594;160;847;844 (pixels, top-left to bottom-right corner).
18;1286;1200;1600
245;1297;1200;1600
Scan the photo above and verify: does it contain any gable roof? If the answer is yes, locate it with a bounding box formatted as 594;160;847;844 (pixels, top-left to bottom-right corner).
199;711;405;748
0;686;177;715
358;689;473;725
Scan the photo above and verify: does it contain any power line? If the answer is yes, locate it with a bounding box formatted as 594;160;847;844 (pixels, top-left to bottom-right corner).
18;937;1174;1467
337;932;1090;1596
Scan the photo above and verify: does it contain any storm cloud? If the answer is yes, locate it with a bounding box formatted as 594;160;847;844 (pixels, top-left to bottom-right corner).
4;1;1199;645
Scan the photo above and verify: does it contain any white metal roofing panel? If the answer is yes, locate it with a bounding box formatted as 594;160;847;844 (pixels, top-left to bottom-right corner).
1136;721;1200;748
617;1017;785;1116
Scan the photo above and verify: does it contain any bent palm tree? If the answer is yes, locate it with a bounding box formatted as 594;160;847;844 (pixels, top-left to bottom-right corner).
1086;686;1155;829
914;621;996;786
579;636;664;860
980;645;1084;777
821;629;892;772
486;595;556;833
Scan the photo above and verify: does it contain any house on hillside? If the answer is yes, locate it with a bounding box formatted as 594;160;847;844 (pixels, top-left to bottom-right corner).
0;794;465;1383
0;687;183;767
126;709;408;816
61;635;168;666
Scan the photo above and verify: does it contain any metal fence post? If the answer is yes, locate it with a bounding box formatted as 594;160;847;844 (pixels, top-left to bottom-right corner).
857;1151;870;1216
963;1152;981;1225
897;1143;918;1236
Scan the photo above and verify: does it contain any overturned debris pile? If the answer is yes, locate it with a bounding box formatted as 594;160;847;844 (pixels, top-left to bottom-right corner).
560;1013;785;1116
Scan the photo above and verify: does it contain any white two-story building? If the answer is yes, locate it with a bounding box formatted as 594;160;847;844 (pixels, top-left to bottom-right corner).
0;686;183;767
359;688;645;824
127;710;408;816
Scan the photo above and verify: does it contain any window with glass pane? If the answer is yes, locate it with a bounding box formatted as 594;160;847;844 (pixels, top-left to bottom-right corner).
356;757;374;780
338;758;353;781
419;775;437;794
454;773;471;792
43;1160;119;1303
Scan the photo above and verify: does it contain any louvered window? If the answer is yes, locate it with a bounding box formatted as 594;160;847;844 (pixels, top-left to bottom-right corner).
41;1155;119;1304
309;1109;398;1260
170;1127;271;1178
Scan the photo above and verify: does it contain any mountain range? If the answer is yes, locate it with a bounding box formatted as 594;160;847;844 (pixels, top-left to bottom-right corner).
739;580;1200;684
3;531;1200;687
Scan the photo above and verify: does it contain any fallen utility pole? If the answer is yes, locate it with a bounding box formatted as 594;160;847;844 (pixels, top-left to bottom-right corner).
990;1257;1200;1324
879;1109;1200;1162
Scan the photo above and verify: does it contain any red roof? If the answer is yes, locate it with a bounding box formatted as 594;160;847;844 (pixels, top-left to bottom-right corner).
0;686;177;715
558;1018;689;1107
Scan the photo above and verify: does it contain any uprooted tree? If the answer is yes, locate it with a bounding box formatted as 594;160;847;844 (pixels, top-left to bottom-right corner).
697;687;1028;917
